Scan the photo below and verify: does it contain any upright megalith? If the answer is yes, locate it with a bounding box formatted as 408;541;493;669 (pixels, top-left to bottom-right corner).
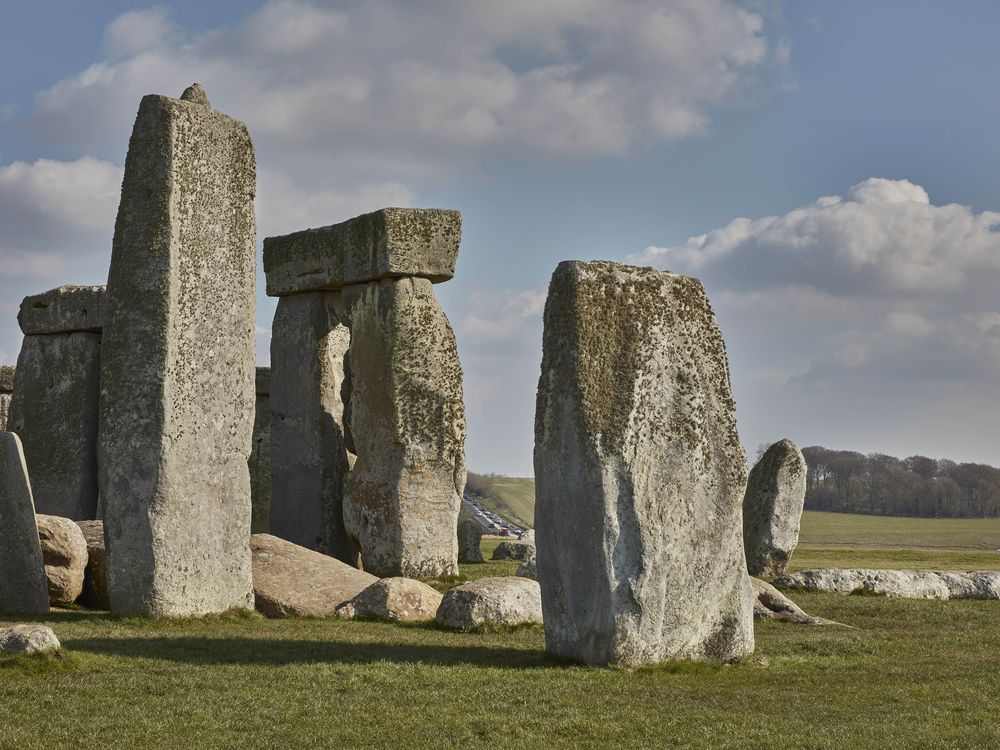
249;367;272;534
743;438;807;576
263;207;466;578
534;261;754;667
0;366;14;431
9;285;105;520
98;85;256;617
0;432;50;615
268;295;355;562
457;506;485;563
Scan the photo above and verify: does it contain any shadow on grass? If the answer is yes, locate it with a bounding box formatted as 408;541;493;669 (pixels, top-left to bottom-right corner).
66;635;562;669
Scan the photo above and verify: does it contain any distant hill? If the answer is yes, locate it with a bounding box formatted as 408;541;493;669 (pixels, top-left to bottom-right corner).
465;472;535;528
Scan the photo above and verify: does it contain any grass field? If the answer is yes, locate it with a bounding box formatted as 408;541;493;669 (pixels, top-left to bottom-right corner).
471;475;536;527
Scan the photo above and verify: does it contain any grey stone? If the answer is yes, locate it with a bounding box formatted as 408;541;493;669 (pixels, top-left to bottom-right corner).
751;578;837;625
457;506;484;563
0;624;60;655
743;439;806;576
534;261;754;667
17;285;106;335
516;544;537;580
180;82;211;108
75;520;109;610
342;276;466;578
775;568;1000;599
263;208;461;296
36;514;88;607
251;534;376;617
335;577;443;623
0;432;49;615
268;293;355;562
491;541;532;561
9;332;101;519
518;529;535;543
98;87;256;617
249;366;271;534
0;395;10;432
0;365;15;392
435;576;543;630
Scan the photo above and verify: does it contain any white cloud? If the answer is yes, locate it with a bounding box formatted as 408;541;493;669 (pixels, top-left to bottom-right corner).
458;288;547;344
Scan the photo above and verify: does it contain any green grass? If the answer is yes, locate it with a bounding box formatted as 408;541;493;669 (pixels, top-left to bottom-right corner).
798;510;1000;549
471;475;536;527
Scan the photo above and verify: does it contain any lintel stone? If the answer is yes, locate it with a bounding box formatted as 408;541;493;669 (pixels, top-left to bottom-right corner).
263;208;461;296
19;286;107;335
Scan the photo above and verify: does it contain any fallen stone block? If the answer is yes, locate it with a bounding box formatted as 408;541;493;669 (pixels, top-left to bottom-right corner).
752;578;839;625
775;568;1000;599
336;577;443;623
0;624;60;655
0;432;49;615
435;577;542;630
491;541;533;561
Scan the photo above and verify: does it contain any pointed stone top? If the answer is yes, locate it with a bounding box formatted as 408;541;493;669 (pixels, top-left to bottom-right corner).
180;83;211;108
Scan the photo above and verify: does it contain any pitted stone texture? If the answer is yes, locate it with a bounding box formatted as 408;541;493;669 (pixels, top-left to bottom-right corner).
9;333;101;519
336;577;443;623
518;529;535;543
251;534;376;617
0;395;10;432
17;285;106;335
0;433;49;614
0;624;60;655
180;83;211;108
342;277;466;578
775;569;1000;599
436;577;543;630
457;506;484;563
751;578;836;625
743;439;806;577
99;89;256;617
516;544;537;580
75;520;109;610
269;293;355;562
0;365;15;392
491;541;533;561
36;514;87;606
264;208;461;296
534;261;754;667
250;367;271;534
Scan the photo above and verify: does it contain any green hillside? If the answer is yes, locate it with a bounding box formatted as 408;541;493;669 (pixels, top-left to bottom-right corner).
465;473;535;528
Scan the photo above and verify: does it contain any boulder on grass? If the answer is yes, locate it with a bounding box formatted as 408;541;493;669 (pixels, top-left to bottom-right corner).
776;568;1000;600
435;576;542;630
491;541;533;561
751;578;838;625
75;520;109;610
251;533;377;617
336;577;443;622
36;514;87;606
516;545;537;581
0;624;61;655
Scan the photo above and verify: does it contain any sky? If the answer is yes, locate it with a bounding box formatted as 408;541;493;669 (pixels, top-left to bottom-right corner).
1;0;999;475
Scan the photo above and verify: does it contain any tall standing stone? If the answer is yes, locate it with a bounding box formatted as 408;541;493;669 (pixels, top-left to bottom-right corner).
268;295;355;562
743;438;807;576
98;85;256;617
0;366;14;431
0;432;50;615
534;261;754;667
9;285;105;520
457;506;485;563
249;367;272;534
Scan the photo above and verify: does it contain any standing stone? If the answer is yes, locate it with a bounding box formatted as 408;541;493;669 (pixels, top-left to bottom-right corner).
9;285;105;520
36;514;88;607
98;86;256;617
249;367;272;534
0;366;14;431
268;294;355;562
534;261;754;667
0;432;49;615
342;276;466;578
743;438;807;577
457;506;484;563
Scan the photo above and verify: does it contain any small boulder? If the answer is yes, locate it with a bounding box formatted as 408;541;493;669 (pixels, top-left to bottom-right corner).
336;577;443;623
36;514;87;606
75;520;109;610
0;624;61;655
516;545;537;580
251;534;377;617
457;507;484;563
436;576;542;630
491;541;533;561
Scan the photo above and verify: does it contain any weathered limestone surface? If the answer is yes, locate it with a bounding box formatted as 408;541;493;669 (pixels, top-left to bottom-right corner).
457;506;484;563
268;294;355;562
9;328;102;519
534;261;754;667
98;87;256;617
263;208;461;296
342;276;466;578
751;578;837;625
491;541;533;561
18;285;106;335
516;544;537;580
336;577;443;623
75;520;109;610
250;534;376;617
776;569;1000;599
36;514;88;606
0;432;49;615
0;365;13;431
0;624;61;655
436;577;543;630
743;439;807;576
249;367;272;534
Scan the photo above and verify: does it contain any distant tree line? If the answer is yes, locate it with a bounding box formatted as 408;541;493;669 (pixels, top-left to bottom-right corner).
801;446;1000;518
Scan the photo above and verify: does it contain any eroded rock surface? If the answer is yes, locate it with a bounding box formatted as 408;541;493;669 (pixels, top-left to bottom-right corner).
751;578;837;625
776;569;1000;599
75;520;109;610
435;577;542;630
534;261;754;666
336;577;443;622
743;439;807;576
0;624;60;655
457;507;484;563
516;545;537;581
249;367;272;534
0;433;49;615
491;541;533;561
36;514;87;607
0;367;14;435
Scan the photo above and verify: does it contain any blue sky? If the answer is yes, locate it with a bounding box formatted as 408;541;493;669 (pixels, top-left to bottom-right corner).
2;1;999;474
